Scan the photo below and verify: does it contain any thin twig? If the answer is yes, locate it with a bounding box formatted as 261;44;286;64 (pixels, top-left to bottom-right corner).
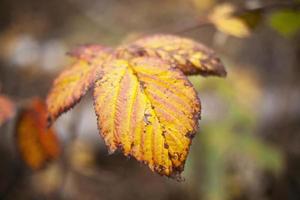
173;19;212;35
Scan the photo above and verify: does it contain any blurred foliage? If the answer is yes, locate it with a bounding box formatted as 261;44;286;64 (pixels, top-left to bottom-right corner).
268;9;300;37
238;10;263;30
192;0;215;12
208;3;251;38
192;1;300;39
188;67;283;200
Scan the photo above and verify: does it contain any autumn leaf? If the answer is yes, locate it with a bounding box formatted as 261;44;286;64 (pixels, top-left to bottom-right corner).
16;98;60;170
0;95;15;126
46;34;226;178
93;57;200;176
47;45;112;125
209;3;251;38
116;34;226;77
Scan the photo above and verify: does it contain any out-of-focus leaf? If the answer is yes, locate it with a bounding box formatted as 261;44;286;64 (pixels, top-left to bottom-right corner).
0;95;15;126
93;57;200;177
31;164;63;194
190;67;282;199
238;10;263;29
47;45;111;125
268;9;300;37
235;133;283;173
192;0;215;11
69;141;96;172
209;3;251;38
117;34;226;77
16;98;60;170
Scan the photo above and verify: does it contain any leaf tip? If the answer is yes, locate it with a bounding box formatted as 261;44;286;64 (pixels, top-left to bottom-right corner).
169;169;186;182
215;61;227;77
200;56;227;77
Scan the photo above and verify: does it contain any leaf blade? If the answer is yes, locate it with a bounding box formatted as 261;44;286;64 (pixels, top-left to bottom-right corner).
16;98;60;170
93;57;200;177
119;34;226;77
46;46;110;125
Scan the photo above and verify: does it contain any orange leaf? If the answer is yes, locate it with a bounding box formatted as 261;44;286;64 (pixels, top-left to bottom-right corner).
16;98;60;170
47;45;111;125
93;57;200;177
0;95;15;126
116;34;226;77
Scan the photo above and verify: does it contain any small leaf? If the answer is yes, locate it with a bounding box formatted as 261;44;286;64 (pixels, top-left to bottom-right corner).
209;3;251;38
268;9;300;37
93;57;201;177
0;95;15;126
16;98;60;170
47;45;111;125
117;34;226;77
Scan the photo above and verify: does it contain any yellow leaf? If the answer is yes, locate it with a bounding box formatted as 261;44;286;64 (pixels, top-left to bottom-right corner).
16;98;60;170
46;34;226;178
192;0;215;11
46;45;111;125
117;34;226;77
209;3;250;38
93;57;201;177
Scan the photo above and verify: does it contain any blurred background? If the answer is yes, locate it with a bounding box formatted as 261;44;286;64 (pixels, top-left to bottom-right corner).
0;0;299;199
